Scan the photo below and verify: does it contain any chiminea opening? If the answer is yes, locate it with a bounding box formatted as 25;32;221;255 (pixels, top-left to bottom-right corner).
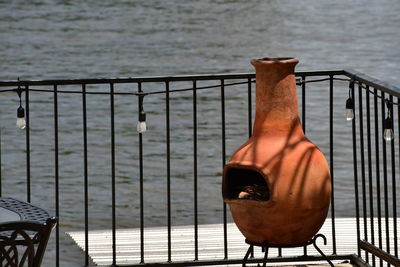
223;166;270;201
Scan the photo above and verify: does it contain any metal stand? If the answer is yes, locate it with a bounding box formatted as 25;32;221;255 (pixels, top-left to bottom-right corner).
242;233;334;267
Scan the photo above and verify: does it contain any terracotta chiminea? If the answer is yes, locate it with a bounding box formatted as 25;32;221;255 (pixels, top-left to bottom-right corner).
222;57;331;247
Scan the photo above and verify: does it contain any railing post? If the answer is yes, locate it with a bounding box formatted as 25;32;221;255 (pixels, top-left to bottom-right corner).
138;82;145;264
350;80;361;257
193;80;199;261
25;85;31;203
220;79;228;260
380;92;390;259
165;81;172;262
373;88;383;267
358;82;369;262
110;83;117;266
0;127;2;197
395;96;400;259
329;75;337;255
53;84;60;267
81;83;90;266
365;86;376;265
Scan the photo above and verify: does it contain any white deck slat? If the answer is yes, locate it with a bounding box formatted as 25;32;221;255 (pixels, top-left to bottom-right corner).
67;218;398;266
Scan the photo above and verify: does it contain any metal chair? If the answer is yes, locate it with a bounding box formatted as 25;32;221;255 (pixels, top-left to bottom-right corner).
0;198;57;267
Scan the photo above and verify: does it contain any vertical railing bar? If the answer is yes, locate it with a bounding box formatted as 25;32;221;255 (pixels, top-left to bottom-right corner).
380;92;390;259
358;83;369;262
329;75;337;255
247;78;252;137
301;75;307;256
110;83;117;265
301;75;306;133
0;127;2;197
193;80;199;261
247;76;255;258
394;96;399;259
247;77;253;264
25;85;31;203
389;94;397;258
53;84;60;267
373;88;383;267
165;81;172;262
351;81;361;257
366;86;376;266
82;83;89;266
138;82;145;264
246;77;254;261
221;79;228;259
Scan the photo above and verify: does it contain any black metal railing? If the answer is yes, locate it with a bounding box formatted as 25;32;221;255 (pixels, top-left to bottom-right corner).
0;70;398;266
344;70;400;267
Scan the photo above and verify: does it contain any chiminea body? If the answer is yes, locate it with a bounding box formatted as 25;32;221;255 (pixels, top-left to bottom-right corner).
222;57;331;246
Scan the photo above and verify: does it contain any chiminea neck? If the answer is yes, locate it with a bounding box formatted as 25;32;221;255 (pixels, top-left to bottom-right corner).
251;58;303;136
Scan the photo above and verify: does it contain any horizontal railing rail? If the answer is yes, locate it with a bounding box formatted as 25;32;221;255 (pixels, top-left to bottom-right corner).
0;70;347;87
344;69;400;97
360;240;400;266
0;70;398;266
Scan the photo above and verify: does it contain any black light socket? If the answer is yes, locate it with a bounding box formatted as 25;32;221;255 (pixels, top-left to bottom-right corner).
139;110;146;122
17;105;25;118
346;97;353;109
384;116;392;130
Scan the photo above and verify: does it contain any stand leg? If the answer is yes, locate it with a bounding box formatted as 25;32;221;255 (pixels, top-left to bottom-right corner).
259;245;268;267
242;245;253;267
312;234;335;267
242;234;333;267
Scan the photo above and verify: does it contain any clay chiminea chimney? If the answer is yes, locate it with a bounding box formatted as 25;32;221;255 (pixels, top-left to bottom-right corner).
222;57;331;246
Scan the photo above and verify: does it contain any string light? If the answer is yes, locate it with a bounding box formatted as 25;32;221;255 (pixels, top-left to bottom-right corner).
346;82;354;121
137;94;146;133
15;81;26;130
383;99;393;142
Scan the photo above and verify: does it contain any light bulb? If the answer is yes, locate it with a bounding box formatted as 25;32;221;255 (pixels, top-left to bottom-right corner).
16;117;26;129
137;121;146;133
16;105;26;129
346;98;354;121
384;129;394;142
383;116;393;141
137;110;146;133
346;108;354;121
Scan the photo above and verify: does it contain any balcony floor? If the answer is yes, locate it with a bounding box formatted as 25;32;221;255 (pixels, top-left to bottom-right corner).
66;217;391;266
